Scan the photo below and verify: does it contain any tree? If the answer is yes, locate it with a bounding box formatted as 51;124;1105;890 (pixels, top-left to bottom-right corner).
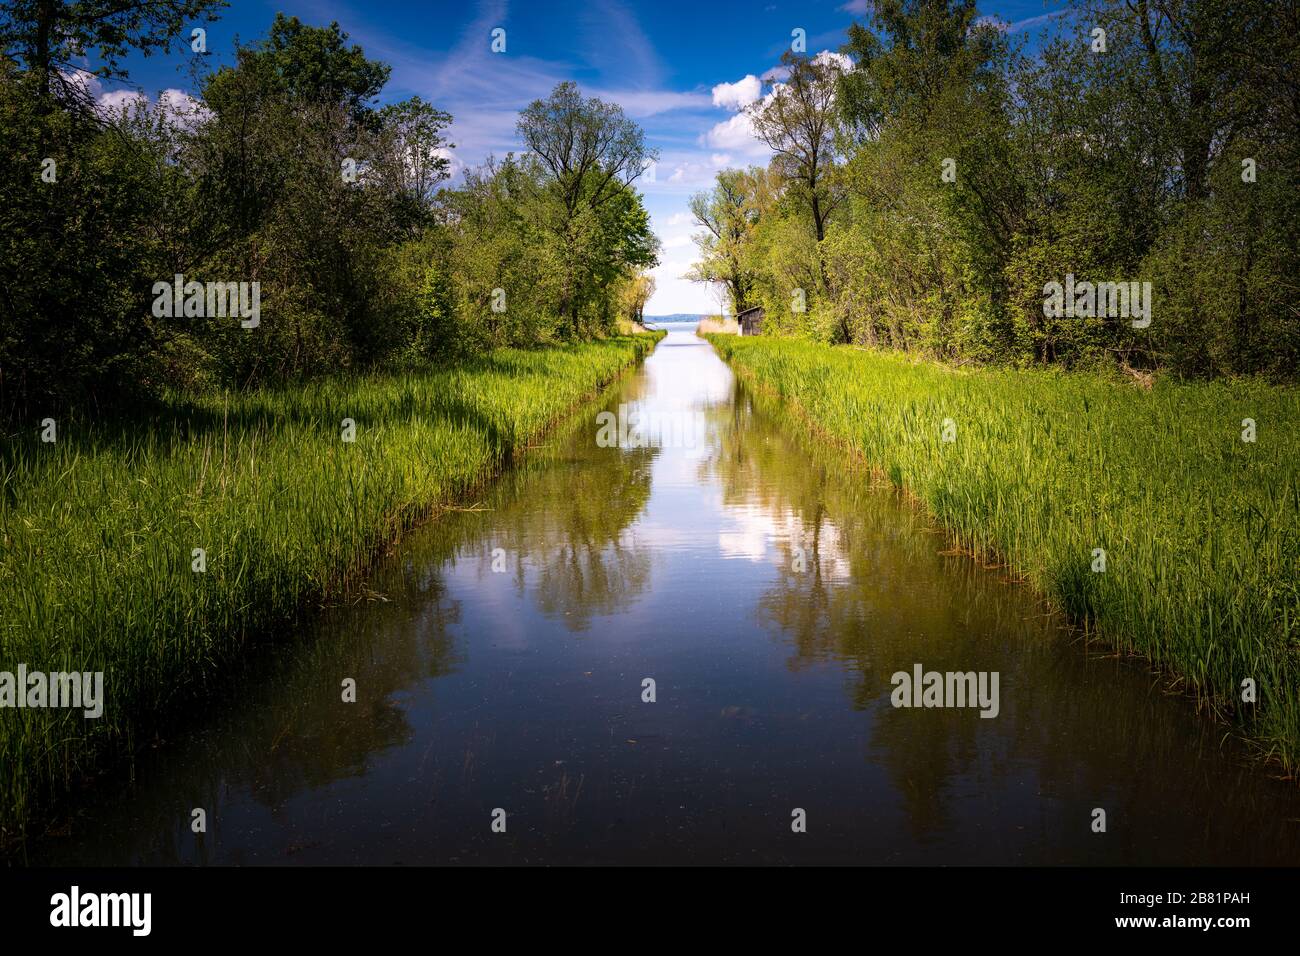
838;0;989;135
1108;0;1264;202
589;182;659;319
203;14;388;123
833;0;1017;355
686;167;772;314
516;81;657;335
376;96;454;232
747;51;845;243
621;272;655;326
189;16;423;379
0;0;225;102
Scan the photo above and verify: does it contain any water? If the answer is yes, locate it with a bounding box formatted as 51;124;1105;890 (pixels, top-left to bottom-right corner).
25;324;1300;865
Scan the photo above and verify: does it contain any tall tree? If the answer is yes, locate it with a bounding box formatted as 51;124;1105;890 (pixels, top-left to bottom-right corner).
517;81;657;335
838;0;987;134
1100;0;1270;201
377;96;454;232
686;167;771;314
747;51;845;243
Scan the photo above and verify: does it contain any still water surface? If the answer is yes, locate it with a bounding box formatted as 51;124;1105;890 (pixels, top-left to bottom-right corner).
29;323;1300;864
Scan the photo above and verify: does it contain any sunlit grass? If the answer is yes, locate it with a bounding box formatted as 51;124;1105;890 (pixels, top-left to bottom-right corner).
0;333;661;837
709;335;1300;771
696;316;738;336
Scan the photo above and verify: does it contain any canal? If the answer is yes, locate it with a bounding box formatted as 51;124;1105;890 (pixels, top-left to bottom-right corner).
28;323;1300;864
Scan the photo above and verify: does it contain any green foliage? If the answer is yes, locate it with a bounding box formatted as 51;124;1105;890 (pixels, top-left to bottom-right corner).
747;50;845;245
516;81;660;336
0;14;659;415
202;13;389;123
0;59;178;410
375;96;454;232
686;167;773;314
697;0;1300;380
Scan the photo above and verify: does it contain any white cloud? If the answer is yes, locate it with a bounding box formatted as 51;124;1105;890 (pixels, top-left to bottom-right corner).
96;89;147;114
89;86;212;131
701;93;775;158
432;146;465;180
710;153;732;167
59;68;101;98
158;88;212;127
711;74;762;110
158;89;198;111
813;50;854;73
839;0;870;14
654;157;730;189
61;70;211;127
703;110;762;154
702;51;848;157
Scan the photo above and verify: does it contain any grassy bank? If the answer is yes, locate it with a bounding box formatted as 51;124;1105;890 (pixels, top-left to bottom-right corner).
0;333;661;837
709;335;1300;770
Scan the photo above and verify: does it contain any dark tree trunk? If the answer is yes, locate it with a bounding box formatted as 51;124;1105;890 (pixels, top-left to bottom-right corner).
35;0;57;100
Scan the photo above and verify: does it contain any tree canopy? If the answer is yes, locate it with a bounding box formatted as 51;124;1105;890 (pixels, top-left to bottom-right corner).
693;0;1299;378
0;13;658;415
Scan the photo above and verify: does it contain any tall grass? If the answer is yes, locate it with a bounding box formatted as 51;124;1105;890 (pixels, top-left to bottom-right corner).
0;334;660;838
696;316;738;336
709;335;1300;770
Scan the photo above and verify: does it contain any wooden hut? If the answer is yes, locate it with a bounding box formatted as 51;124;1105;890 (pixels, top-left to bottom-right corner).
736;306;764;336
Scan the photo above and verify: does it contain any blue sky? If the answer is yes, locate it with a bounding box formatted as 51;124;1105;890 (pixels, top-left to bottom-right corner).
85;0;1071;315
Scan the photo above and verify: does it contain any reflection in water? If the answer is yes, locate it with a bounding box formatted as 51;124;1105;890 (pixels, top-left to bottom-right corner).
23;324;1300;866
446;405;659;633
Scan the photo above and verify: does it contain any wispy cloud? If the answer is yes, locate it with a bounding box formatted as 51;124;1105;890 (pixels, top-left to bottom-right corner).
577;0;664;88
288;0;715;181
271;0;749;314
974;10;1069;34
590;88;713;118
